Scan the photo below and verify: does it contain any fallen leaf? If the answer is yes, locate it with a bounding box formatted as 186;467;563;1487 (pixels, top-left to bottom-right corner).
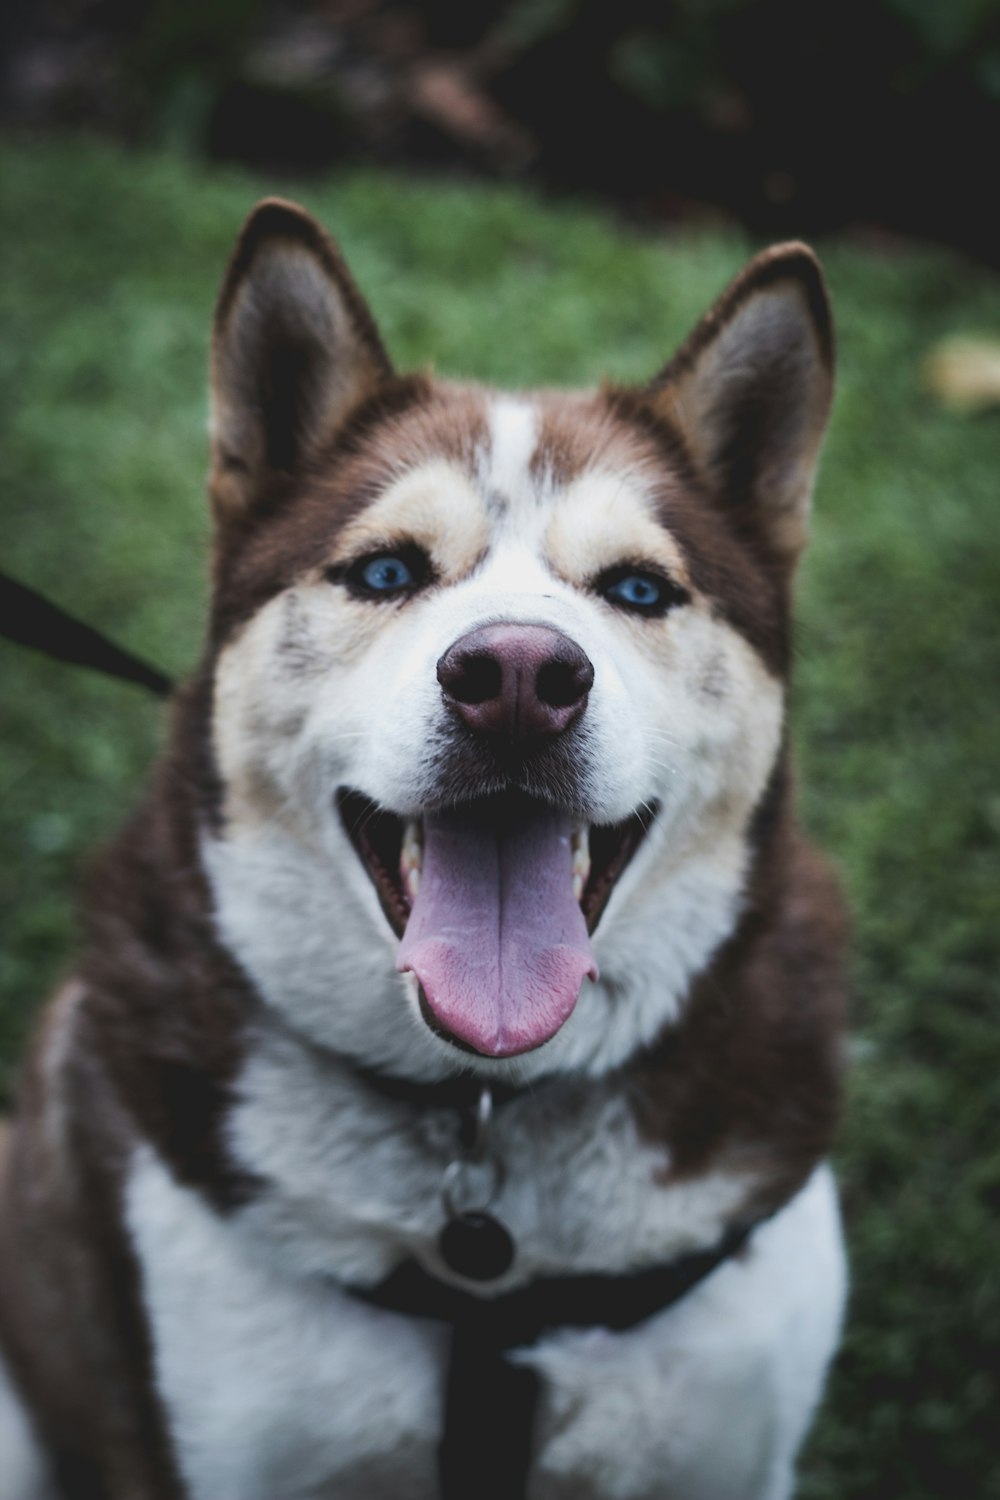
923;336;1000;413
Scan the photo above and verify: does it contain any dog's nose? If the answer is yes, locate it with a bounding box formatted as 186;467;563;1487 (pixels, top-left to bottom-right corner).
437;624;594;742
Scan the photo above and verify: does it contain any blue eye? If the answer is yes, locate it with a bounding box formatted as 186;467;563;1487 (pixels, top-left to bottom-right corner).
599;567;689;616
338;546;430;600
360;555;414;592
606;574;662;609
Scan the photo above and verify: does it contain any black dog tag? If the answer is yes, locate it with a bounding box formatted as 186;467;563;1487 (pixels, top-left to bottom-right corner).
440;1211;515;1281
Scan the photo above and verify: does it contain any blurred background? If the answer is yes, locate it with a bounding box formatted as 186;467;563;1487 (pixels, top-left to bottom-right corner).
1;4;999;1499
4;0;1000;262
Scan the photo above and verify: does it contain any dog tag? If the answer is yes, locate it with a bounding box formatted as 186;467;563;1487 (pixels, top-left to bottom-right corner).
440;1211;515;1281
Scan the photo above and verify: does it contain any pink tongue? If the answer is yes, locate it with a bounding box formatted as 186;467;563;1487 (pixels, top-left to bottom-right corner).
397;801;597;1057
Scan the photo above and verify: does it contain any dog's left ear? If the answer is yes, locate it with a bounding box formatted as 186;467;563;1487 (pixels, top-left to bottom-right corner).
210;198;392;520
648;243;834;566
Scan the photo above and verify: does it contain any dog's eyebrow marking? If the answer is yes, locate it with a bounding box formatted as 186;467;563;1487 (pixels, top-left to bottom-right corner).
332;459;490;579
480;396;539;512
544;470;692;589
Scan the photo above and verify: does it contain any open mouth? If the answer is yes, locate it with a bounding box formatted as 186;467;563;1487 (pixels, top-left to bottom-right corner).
337;789;654;1058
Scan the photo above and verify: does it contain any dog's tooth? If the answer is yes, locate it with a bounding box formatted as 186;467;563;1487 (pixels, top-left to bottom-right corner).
400;819;424;905
400;819;424;875
571;825;591;905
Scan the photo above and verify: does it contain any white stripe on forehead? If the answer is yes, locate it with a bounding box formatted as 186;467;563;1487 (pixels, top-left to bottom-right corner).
480;396;540;506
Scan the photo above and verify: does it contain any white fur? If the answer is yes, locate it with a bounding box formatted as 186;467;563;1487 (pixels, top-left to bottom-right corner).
223;1020;755;1288
126;1142;445;1500
0;1353;58;1500
524;1165;847;1500
480;395;540;502
126;1144;844;1500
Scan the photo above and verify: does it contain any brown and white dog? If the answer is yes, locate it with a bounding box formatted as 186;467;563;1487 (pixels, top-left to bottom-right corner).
0;201;847;1500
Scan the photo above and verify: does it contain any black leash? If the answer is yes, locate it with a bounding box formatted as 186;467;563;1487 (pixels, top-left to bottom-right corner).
0;572;173;697
355;1223;755;1500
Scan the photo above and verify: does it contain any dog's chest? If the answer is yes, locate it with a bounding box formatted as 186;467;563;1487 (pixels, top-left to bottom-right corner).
124;1029;757;1498
126;1128;845;1500
220;1027;752;1288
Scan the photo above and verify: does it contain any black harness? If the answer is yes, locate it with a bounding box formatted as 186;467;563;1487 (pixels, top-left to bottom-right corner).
2;574;760;1500
354;1225;754;1500
349;1066;761;1500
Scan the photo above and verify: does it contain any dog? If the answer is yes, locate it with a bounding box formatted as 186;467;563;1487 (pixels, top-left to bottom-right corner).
0;199;848;1500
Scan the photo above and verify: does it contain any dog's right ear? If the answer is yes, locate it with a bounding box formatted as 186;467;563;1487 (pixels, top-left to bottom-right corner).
210;199;392;521
647;243;834;568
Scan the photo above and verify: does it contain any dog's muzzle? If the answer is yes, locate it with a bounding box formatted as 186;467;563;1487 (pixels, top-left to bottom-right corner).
339;622;655;1059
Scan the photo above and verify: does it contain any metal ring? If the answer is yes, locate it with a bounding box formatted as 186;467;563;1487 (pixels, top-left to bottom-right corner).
440;1084;505;1215
441;1154;504;1217
471;1085;493;1161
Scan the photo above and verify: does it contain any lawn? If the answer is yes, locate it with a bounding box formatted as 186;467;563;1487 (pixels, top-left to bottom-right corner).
1;136;999;1499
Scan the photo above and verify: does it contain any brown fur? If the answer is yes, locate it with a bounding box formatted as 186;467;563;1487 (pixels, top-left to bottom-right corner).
634;794;847;1211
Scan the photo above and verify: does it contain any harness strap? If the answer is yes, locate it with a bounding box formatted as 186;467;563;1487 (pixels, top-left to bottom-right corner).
355;1223;755;1500
0;572;172;697
443;1309;539;1500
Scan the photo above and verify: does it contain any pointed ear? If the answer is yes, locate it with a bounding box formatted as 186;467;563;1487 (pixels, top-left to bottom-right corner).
209;198;392;520
649;243;834;566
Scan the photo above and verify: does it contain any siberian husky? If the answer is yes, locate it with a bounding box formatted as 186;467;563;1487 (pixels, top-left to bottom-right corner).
0;200;847;1500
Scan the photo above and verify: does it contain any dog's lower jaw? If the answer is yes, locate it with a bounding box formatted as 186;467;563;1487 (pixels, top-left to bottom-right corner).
199;808;750;1084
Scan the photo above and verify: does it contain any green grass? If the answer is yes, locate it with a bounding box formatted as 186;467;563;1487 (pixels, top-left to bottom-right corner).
2;135;999;1499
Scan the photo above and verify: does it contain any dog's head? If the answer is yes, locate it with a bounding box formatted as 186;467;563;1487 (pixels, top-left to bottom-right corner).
201;200;833;1080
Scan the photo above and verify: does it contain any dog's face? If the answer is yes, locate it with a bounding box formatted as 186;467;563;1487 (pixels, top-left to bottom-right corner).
202;202;833;1081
